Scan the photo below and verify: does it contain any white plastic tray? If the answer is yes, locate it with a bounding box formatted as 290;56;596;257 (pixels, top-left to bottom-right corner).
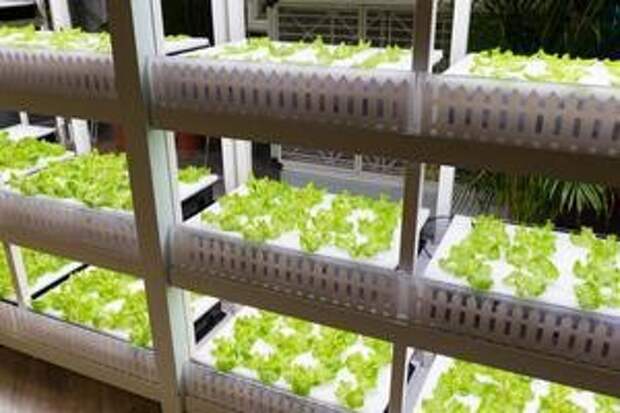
424;215;620;318
178;174;218;201
194;306;392;413
446;54;616;87
185;184;430;270
413;355;604;413
3;124;55;141
191;39;443;71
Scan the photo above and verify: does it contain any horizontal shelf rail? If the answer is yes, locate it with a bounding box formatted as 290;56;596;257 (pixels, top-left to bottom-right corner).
0;47;120;121
0;190;142;275
0;301;160;401
170;224;620;398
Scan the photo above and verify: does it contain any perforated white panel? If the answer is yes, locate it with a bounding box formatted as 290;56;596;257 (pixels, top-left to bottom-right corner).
151;57;413;132
185;361;343;413
171;225;410;319
421;74;620;156
0;191;141;275
413;279;620;372
19;310;159;384
0;48;117;100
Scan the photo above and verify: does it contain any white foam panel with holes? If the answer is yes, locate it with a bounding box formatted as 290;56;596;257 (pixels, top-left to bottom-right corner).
0;190;141;275
185;360;345;413
0;47;117;100
150;57;413;132
420;74;620;156
170;225;410;320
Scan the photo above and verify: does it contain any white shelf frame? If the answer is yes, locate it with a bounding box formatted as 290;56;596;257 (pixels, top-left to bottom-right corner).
0;0;618;412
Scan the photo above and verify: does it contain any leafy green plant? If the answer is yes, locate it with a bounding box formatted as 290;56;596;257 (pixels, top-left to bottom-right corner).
9;151;209;211
439;215;509;290
0;132;66;174
503;223;559;298
421;359;533;412
207;36;406;69
455;171;613;226
210;309;392;410
421;358;619;412
472;0;619;59
539;384;586;413
177;165;211;184
469;49;603;85
0;248;71;299
203;178;401;259
570;228;620;310
0;24;196;54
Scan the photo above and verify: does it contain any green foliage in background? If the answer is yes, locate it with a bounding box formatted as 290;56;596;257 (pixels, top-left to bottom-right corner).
456;171;613;226
471;0;619;59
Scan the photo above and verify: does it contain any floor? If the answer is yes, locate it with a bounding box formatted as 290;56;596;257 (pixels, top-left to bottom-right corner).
0;346;161;413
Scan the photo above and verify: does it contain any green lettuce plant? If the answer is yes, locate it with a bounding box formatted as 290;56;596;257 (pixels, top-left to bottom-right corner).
32;267;153;347
538;384;586;413
202;178;401;259
503;223;559;298
469;48;610;86
421;360;533;413
421;359;619;413
0;132;66;173
570;228;620;310
9;151;209;211
177;165;211;184
0;248;71;299
0;25;196;54
439;216;509;290
211;309;391;410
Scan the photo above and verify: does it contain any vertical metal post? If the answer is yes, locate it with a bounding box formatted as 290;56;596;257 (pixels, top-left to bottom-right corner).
388;342;410;413
3;243;30;307
213;0;252;192
389;2;438;412
108;1;190;413
398;163;425;273
433;0;474;222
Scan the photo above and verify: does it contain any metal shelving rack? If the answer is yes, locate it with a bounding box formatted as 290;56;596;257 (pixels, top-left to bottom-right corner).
0;0;619;412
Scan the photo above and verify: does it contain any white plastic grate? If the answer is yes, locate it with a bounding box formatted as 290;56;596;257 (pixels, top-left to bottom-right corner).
413;279;620;372
150;57;413;132
171;225;410;320
185;361;345;413
0;48;117;100
18;309;159;384
421;74;620;156
0;190;141;274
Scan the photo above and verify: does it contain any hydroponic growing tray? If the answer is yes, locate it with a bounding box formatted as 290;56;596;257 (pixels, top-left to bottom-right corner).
0;247;84;301
2;124;55;141
188;38;443;71
32;266;222;347
412;355;620;412
447;52;619;87
424;215;620;318
191;306;420;413
185;182;430;270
